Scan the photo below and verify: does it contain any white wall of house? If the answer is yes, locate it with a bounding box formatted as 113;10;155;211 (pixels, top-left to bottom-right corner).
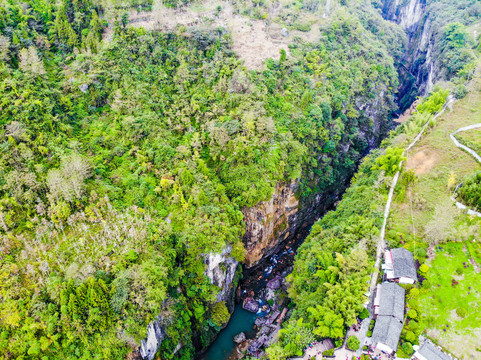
377;342;393;354
399;277;415;284
412;351;428;360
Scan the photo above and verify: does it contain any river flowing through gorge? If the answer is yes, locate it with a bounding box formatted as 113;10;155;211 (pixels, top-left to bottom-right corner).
200;225;311;360
139;0;447;357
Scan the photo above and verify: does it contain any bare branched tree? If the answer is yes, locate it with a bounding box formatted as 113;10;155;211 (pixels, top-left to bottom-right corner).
5;121;26;141
424;199;457;244
19;46;46;75
0;35;10;61
47;154;92;202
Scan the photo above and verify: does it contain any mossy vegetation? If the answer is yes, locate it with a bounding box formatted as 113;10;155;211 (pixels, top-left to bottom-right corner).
1;0;481;359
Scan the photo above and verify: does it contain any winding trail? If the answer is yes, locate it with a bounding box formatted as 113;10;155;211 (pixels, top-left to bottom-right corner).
368;96;455;301
356;99;481;356
354;96;456;357
450;124;481;217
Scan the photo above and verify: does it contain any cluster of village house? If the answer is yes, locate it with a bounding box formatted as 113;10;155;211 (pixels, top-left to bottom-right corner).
369;247;453;360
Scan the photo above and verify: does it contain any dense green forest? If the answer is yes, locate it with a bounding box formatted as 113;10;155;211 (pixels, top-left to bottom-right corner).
2;0;480;359
0;0;401;359
266;89;450;359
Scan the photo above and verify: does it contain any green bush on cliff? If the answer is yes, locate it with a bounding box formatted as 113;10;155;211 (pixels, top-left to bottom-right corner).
373;147;406;176
416;88;450;114
211;302;230;327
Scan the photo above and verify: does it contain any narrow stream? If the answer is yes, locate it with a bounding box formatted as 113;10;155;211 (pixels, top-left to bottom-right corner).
200;240;300;360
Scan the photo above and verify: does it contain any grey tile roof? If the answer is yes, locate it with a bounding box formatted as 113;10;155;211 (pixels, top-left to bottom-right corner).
371;315;403;352
391;247;417;280
417;340;452;360
378;282;405;321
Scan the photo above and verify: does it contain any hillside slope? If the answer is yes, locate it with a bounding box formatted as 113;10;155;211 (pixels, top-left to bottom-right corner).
0;1;400;359
387;66;481;359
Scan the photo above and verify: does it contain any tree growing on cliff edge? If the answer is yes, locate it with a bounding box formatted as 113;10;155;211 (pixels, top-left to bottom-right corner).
211;301;230;327
373;147;406;177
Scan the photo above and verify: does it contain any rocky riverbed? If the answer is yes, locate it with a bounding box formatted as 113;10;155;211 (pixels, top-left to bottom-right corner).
231;275;290;359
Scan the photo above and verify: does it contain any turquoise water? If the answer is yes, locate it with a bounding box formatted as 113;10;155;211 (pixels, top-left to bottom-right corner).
201;304;258;360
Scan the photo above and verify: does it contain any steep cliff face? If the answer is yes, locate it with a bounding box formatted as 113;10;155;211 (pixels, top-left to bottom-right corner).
380;0;431;110
139;317;165;360
242;181;299;267
381;0;426;34
204;246;239;304
379;0;474;112
242;180;348;269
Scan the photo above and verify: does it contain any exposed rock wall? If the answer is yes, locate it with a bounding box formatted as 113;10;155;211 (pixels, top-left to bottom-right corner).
242;181;299;267
381;0;426;35
241;179;349;269
139;317;165;360
380;0;431;110
379;0;459;111
204;246;239;304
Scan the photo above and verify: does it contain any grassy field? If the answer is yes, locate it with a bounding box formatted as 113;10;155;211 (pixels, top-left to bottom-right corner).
419;242;481;359
455;128;481;154
386;70;481;358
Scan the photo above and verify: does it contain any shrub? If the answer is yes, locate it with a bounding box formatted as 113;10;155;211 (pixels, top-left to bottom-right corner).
407;309;418;319
419;264;429;273
409;288;420;299
455;84;468;99
347;336;360;351
415;248;427;259
359;307;370;320
458;172;481;210
372;147;406;176
403;330;416;343
416;88;449;114
211;301;230;326
401;342;414;356
456;307;467;318
323;349;335;356
405;320;419;336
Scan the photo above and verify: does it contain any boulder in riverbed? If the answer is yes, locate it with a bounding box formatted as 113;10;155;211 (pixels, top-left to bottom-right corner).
233;332;246;343
255;317;267;327
248;335;268;353
267;275;282;290
243;297;260;313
